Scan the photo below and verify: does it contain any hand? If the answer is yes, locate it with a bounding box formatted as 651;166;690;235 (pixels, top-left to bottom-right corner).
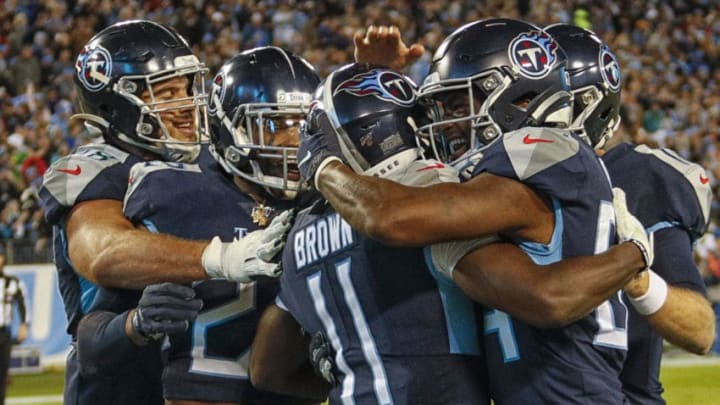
308;331;337;385
202;210;295;282
297;107;345;188
354;25;425;70
613;188;653;269
17;323;28;343
132;283;203;340
624;269;650;298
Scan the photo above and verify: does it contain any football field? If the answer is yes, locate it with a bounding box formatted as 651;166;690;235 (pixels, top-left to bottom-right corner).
5;358;719;405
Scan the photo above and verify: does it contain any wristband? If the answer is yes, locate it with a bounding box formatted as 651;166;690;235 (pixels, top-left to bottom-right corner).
627;270;668;315
313;157;343;189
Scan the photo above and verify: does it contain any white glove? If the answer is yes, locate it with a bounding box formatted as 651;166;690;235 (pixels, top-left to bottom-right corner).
201;210;295;282
613;188;653;269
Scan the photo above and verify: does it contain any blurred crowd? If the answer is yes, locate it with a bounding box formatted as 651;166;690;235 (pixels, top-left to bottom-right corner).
0;0;718;272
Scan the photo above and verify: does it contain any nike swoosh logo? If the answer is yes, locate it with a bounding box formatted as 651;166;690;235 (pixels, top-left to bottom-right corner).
523;134;554;144
700;175;710;184
417;162;445;172
297;151;312;168
57;165;82;176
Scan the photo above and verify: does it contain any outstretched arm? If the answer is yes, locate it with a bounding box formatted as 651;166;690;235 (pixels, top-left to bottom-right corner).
353;25;425;70
250;304;331;401
66;200;290;289
316;161;550;246
66;199;209;289
453;242;644;328
624;227;716;354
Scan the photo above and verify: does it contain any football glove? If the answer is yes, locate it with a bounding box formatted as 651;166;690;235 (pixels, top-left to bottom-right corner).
132;283;203;341
202;209;295;282
613;187;653;270
297;108;345;189
309;331;337;385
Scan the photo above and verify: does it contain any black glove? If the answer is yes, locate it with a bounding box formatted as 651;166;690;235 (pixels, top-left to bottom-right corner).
308;331;337;385
132;283;203;340
297;108;345;188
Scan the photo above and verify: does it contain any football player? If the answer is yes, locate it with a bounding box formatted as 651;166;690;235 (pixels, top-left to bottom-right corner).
253;64;490;404
297;19;645;403
546;23;716;404
38;21;287;404
123;47;322;405
249;63;650;404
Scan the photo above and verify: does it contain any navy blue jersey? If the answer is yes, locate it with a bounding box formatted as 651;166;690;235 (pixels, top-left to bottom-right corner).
38;143;146;405
123;153;296;403
603;143;711;404
471;128;627;404
278;200;488;405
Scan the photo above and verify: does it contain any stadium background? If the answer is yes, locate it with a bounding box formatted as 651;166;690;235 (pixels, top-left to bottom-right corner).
0;0;718;403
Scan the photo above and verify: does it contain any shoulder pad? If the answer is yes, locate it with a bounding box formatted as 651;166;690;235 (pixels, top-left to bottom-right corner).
634;145;712;229
501;127;580;180
40;144;131;219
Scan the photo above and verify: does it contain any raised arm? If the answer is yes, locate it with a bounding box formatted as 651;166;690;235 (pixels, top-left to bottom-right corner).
353;25;425;70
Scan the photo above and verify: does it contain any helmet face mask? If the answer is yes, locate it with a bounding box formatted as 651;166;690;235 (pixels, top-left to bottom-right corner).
74;21;209;162
417;18;573;167
208;47;321;199
417;70;506;163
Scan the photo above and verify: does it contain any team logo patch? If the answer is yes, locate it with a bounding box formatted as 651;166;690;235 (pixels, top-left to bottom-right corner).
509;31;559;79
599;45;621;92
334;70;415;106
208;70;227;116
75;45;112;92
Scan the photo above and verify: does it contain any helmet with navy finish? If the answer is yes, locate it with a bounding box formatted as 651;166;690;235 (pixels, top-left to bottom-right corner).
305;63;422;179
73;20;209;162
417;18;572;165
208;47;321;199
546;23;622;149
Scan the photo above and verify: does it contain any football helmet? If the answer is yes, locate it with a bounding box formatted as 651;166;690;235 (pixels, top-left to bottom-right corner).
306;63;422;179
417;18;572;166
73;20;208;162
208;47;320;198
546;24;621;149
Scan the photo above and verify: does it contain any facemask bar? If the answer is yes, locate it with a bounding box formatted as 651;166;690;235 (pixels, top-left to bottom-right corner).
569;84;619;149
114;59;209;162
416;69;509;165
224;101;311;195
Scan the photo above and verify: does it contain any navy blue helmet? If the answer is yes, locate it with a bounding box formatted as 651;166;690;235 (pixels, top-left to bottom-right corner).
546;24;622;149
208;47;321;198
417;18;572;164
306;63;422;178
73;20;208;162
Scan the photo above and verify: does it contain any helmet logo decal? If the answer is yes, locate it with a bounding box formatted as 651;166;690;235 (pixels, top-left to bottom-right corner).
208;70;227;115
599;45;621;92
509;31;558;79
75;45;112;92
334;69;415;106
